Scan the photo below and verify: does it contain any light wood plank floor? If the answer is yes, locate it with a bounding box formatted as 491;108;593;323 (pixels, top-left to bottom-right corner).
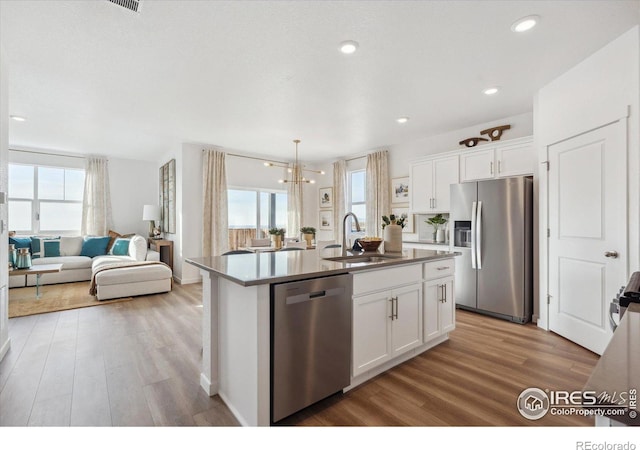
0;282;599;427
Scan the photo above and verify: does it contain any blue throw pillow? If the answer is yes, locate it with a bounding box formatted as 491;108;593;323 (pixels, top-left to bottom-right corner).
9;236;31;249
110;238;130;256
80;236;111;257
30;236;61;259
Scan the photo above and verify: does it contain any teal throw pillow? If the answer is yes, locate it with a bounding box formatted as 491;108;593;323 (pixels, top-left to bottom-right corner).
30;237;61;259
110;238;130;256
9;236;31;250
80;236;111;257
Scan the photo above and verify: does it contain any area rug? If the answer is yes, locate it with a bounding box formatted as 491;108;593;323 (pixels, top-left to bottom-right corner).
9;281;133;318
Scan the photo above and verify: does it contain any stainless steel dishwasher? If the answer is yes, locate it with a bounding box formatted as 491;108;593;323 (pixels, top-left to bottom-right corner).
271;274;352;423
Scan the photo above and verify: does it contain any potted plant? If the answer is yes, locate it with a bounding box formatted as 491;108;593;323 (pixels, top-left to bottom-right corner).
300;226;316;247
425;214;448;242
381;213;407;253
268;227;286;249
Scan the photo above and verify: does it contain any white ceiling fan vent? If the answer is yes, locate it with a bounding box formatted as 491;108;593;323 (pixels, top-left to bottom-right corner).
108;0;142;13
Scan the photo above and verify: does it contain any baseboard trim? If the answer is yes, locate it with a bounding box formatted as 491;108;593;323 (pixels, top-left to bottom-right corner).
0;337;11;363
174;276;202;285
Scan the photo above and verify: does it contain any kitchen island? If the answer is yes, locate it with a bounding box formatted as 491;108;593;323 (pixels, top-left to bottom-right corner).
186;247;459;426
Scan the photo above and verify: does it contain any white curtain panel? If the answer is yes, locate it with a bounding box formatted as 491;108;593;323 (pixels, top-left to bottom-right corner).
81;157;113;236
287;165;303;238
366;150;390;237
202;149;229;257
332;159;347;243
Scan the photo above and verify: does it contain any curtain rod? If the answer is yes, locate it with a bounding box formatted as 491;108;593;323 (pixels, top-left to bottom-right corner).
204;149;289;165
9;148;87;160
345;155;366;162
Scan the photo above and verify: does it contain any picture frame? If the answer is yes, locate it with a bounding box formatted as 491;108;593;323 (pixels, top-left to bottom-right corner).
159;159;176;234
392;207;413;233
391;177;410;204
319;210;333;230
319;187;333;209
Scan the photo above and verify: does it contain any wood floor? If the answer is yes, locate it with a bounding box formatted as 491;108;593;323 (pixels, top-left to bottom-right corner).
0;282;599;427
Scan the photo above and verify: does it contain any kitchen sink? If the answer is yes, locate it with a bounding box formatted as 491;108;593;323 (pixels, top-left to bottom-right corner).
323;254;403;263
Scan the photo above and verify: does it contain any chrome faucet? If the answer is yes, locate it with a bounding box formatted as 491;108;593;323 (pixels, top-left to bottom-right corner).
342;212;361;256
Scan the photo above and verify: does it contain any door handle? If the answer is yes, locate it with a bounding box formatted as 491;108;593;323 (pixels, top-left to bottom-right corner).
604;251;619;258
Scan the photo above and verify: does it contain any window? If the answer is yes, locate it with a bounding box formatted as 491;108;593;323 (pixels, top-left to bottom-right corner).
348;169;366;232
227;188;287;249
8;163;85;234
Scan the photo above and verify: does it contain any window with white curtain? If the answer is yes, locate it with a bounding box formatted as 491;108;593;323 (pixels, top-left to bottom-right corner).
347;169;367;232
227;188;287;233
8;163;85;234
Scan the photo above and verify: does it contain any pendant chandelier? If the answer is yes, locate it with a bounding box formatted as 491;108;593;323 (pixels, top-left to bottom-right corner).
264;139;324;184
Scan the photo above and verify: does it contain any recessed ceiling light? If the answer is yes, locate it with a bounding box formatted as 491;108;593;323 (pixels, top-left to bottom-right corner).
397;117;409;124
483;87;499;96
339;40;359;54
10;115;26;122
511;15;539;33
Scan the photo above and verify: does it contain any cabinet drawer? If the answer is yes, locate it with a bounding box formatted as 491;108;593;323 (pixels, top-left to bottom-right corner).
424;259;454;280
353;264;422;296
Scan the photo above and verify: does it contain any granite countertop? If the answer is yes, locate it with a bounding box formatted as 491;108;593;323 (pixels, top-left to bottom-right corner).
583;302;640;425
186;247;460;287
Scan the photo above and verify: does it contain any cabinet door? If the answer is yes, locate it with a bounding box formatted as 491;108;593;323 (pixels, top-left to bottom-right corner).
495;140;534;178
439;276;455;334
410;160;434;213
353;291;392;376
432;155;459;212
460;148;495;182
390;283;423;356
423;279;441;341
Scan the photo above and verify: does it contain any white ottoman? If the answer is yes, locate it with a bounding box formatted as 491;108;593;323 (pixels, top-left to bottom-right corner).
94;263;172;301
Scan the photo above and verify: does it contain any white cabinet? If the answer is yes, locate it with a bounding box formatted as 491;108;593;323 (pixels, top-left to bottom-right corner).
352;265;423;377
459;137;534;182
410;155;458;213
423;259;455;342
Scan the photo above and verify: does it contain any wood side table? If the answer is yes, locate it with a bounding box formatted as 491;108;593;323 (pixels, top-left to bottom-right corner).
148;239;174;270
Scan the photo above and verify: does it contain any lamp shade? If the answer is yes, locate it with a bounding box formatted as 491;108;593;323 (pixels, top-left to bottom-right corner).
142;204;161;221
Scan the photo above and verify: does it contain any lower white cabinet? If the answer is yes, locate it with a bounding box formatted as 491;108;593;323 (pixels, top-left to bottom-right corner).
423;276;455;341
352;283;422;377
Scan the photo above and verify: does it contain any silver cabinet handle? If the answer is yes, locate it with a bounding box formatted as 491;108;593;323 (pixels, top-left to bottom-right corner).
490;161;493;175
443;284;447;303
389;296;398;320
393;296;398;320
389;297;394;320
604;251;619;258
436;266;450;270
433;198;437;209
498;160;501;173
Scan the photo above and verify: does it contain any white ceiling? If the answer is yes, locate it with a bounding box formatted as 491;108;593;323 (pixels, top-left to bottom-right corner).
1;0;639;162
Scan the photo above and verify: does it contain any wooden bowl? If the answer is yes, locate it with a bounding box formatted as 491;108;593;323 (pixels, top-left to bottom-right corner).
358;239;382;252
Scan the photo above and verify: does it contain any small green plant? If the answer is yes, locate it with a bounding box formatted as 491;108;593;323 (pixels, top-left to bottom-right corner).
268;227;286;236
382;213;407;229
425;214;448;231
300;226;316;235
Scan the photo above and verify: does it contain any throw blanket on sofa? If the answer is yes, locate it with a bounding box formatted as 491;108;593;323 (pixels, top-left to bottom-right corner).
89;260;172;296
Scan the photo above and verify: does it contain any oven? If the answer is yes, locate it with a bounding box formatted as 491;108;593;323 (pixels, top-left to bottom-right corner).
610;271;640;331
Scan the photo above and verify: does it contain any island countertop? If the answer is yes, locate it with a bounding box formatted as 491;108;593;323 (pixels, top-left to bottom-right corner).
186;247;460;286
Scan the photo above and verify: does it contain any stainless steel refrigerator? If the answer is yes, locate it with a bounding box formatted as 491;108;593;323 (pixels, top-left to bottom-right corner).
450;176;533;323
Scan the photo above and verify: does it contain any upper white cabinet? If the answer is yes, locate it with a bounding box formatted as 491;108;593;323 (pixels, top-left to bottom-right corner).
460;136;534;182
410;155;458;213
410;136;533;212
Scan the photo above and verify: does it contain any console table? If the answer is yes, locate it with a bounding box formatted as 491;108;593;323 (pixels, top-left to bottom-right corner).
148;239;174;270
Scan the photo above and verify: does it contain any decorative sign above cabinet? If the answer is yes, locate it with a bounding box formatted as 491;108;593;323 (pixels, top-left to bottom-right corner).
459;124;511;147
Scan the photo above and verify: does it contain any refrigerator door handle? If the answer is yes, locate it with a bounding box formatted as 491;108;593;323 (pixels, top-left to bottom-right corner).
471;201;477;269
476;200;483;270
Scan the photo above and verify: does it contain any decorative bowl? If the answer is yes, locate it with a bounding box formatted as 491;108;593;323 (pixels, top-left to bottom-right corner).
358;238;383;252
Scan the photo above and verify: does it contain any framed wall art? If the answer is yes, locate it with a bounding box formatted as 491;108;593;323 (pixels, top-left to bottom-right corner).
319;210;333;230
159;159;176;234
319;187;333;209
391;177;409;204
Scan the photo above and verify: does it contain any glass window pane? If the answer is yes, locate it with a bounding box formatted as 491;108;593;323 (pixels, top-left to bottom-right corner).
65;169;85;201
38;167;64;200
8;164;34;199
228;190;257;229
351;204;367;232
351;170;366;203
8;200;32;231
39;202;82;231
259;192;270;233
275;193;287;229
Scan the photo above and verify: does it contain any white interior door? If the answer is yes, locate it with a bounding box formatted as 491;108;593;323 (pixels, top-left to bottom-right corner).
548;120;627;355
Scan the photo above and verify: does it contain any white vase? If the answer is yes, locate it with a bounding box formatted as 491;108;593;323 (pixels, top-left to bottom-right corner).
383;224;403;253
436;228;445;243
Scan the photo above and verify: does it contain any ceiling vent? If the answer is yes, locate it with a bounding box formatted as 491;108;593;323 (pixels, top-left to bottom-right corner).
108;0;142;13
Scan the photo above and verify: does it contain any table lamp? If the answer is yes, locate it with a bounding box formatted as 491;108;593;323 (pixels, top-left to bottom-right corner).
142;204;161;238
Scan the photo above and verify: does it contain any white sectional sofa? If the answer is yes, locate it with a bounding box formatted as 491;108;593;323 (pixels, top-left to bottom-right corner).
9;234;172;300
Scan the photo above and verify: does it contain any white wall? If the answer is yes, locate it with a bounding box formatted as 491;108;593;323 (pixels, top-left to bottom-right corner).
535;25;640;329
0;43;10;362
